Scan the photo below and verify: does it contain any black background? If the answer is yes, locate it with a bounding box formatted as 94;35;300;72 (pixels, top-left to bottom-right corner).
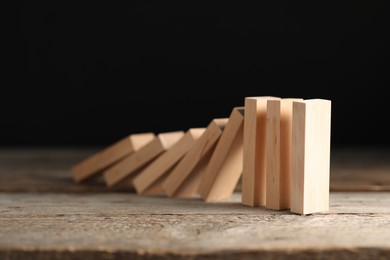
6;2;390;147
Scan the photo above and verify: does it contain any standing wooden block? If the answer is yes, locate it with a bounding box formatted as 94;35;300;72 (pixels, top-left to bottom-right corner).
198;107;244;202
291;99;331;215
133;128;206;196
242;96;280;207
266;99;302;210
103;131;184;187
163;118;228;198
71;133;155;183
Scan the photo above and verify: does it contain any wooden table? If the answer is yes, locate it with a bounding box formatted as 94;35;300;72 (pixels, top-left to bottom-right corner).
0;148;389;259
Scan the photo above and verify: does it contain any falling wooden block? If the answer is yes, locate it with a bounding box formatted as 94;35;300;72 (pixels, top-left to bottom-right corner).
71;132;155;183
291;99;331;215
242;96;280;207
265;98;302;210
163;118;228;198
109;163;151;190
198;107;244;202
103;131;184;187
133;128;206;196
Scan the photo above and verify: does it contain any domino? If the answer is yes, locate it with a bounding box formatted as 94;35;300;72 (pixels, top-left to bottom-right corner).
103;131;184;187
291;99;331;215
265;98;302;210
163;118;228;198
241;96;280;207
133;128;206;196
198;107;244;202
71;132;155;183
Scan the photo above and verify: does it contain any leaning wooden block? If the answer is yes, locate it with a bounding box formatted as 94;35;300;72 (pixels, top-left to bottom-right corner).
172;153;210;198
242;96;280;207
163;118;228;198
265;99;302;210
133;128;206;196
109;162;151;190
71;132;155;183
291;99;331;215
198;107;244;202
103;131;184;187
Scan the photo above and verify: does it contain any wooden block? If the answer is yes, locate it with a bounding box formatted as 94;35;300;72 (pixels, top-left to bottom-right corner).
103;131;184;187
163;118;228;198
133;128;206;195
173;152;211;198
265;99;302;210
110;163;151;190
141;174;168;196
198;107;245;202
71;133;155;183
242;96;280;207
291;99;331;215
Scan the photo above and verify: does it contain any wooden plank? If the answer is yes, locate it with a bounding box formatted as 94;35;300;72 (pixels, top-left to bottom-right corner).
163;119;228;198
103;131;184;187
266;99;302;210
133;128;205;195
242;96;280;207
291;99;332;215
198;107;244;202
1;192;390;259
71;133;155;183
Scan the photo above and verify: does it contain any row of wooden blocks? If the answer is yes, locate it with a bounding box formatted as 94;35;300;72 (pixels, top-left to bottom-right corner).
72;97;331;215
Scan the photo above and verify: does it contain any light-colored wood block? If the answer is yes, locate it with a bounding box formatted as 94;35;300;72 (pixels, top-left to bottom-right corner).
71;133;155;183
266;99;302;210
174;153;211;198
133;128;206;195
291;99;331;215
198;107;245;202
110;163;151;190
103;131;184;187
163;118;228;198
141;173;169;196
242;96;280;207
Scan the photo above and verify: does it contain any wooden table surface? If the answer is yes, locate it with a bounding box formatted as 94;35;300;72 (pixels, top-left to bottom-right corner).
0;148;389;259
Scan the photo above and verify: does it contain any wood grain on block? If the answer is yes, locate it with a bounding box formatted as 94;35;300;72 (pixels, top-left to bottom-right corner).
266;99;302;210
163;118;228;198
110;162;151;190
280;98;303;208
174;151;212;198
103;131;184;187
71;133;155;183
141;173;169;196
133;128;206;195
198;107;245;202
291;99;331;215
242;96;280;207
266;100;281;210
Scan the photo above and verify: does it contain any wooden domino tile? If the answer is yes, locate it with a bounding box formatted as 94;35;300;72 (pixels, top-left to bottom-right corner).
291;99;331;215
133;128;206;196
265;98;302;210
198;107;244;202
163;118;228;198
241;96;280;207
103;131;184;187
71;132;155;183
